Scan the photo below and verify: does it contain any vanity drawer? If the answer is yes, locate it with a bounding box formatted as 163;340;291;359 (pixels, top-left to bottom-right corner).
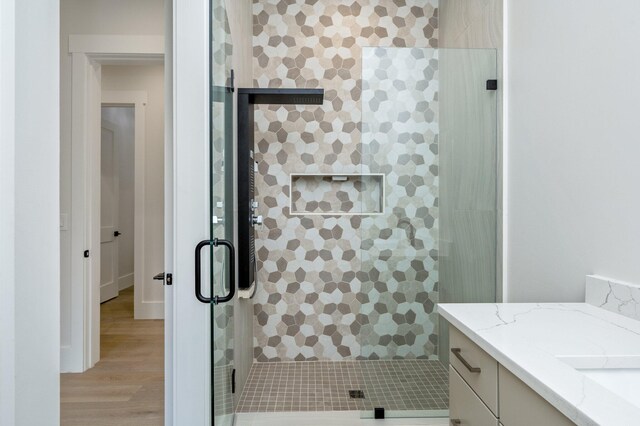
499;365;575;426
449;325;499;415
449;366;499;426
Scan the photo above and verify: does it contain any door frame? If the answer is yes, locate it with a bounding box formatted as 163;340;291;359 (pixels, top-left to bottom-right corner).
102;91;154;318
171;0;215;423
65;35;163;372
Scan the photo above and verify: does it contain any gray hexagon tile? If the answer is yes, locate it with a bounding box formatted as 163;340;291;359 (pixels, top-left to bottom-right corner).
252;0;439;362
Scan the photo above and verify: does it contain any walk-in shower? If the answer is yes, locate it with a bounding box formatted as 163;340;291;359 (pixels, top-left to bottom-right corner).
207;0;499;424
236;44;498;420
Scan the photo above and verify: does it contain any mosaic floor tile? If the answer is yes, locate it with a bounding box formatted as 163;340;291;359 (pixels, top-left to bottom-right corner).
237;360;448;413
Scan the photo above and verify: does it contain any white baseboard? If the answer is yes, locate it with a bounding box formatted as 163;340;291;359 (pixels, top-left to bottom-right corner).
118;272;134;290
135;300;164;320
60;345;84;373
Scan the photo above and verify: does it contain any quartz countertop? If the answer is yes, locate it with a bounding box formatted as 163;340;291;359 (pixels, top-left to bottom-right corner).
438;303;640;426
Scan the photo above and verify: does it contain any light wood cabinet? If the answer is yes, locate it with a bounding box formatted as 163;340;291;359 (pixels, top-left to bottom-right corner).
499;365;574;426
448;325;575;425
449;325;499;415
449;366;499;426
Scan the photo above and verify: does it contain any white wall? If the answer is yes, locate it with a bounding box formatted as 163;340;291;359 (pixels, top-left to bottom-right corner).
0;0;16;422
0;0;60;424
102;65;165;306
506;0;640;301
60;0;164;356
102;106;136;289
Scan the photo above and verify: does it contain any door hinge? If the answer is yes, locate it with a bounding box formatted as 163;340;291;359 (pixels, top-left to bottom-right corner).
83;250;90;258
166;273;173;285
231;368;236;394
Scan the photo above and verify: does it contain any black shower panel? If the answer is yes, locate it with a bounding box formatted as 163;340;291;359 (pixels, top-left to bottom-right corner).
237;88;324;292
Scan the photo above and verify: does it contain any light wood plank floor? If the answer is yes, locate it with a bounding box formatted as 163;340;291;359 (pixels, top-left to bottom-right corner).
61;287;164;425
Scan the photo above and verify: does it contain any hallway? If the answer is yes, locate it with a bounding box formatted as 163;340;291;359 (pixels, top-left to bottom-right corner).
60;288;164;425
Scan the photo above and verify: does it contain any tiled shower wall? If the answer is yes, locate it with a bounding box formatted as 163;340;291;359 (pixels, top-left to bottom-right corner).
252;0;439;362
359;47;439;359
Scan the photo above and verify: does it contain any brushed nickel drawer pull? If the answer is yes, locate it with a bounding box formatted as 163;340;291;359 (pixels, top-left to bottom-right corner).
451;348;481;373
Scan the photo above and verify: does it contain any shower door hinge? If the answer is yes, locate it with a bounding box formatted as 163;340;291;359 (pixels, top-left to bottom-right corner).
231;368;236;393
228;69;235;93
486;79;498;90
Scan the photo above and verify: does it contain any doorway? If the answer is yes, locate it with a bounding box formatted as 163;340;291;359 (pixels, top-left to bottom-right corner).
61;63;166;425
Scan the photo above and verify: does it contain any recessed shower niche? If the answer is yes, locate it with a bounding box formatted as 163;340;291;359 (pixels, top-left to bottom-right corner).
290;173;385;216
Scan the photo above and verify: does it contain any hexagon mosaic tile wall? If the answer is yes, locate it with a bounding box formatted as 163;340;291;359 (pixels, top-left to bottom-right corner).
252;0;439;362
359;46;439;359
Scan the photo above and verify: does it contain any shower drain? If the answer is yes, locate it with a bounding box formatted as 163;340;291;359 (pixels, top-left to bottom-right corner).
349;390;365;399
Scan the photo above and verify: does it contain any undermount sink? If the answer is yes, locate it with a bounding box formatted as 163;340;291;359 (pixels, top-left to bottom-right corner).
558;356;640;408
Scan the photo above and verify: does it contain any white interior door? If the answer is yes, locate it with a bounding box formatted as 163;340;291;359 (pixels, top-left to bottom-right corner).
100;121;119;303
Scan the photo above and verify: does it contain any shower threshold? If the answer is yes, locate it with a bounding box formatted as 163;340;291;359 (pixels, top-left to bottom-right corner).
235;411;449;426
236;359;448;414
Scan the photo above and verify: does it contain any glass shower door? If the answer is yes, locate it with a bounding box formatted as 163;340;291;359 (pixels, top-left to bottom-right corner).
358;47;498;419
209;1;235;424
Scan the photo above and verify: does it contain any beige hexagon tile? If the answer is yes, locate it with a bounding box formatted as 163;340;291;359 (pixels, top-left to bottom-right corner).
252;0;439;362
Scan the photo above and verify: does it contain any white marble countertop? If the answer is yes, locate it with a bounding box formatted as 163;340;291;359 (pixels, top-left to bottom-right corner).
438;303;640;426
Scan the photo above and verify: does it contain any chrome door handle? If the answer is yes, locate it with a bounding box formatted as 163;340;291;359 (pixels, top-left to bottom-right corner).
451;348;481;373
195;238;236;304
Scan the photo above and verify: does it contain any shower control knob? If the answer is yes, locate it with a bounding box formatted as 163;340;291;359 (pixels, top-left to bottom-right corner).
252;214;263;226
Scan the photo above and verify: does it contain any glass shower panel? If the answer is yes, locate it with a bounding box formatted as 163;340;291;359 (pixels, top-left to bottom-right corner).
210;0;234;424
438;48;498;365
358;47;497;419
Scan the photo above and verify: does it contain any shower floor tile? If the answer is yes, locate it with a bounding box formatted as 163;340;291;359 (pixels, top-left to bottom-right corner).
236;360;448;413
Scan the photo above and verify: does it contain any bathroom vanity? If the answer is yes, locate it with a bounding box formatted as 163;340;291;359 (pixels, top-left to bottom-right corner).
439;281;640;426
447;324;573;425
